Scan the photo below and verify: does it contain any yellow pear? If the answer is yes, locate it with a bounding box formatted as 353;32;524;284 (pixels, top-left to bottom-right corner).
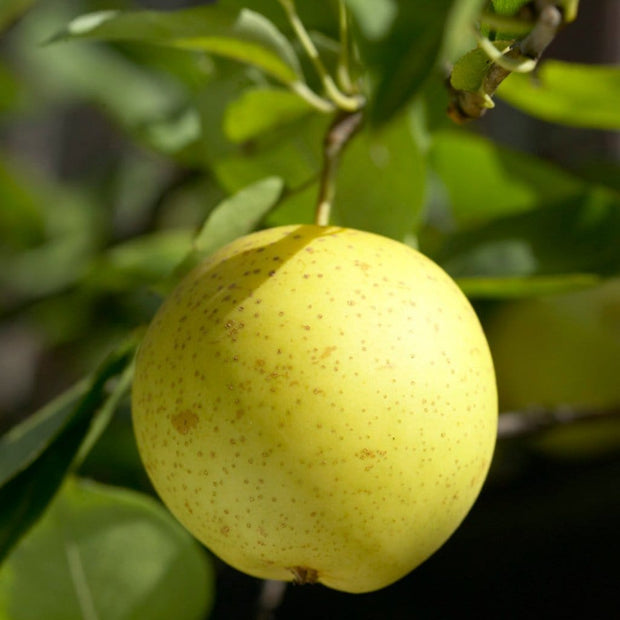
486;279;620;459
132;225;497;593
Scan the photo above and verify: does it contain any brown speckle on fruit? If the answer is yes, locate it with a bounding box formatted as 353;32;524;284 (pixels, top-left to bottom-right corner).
171;410;199;435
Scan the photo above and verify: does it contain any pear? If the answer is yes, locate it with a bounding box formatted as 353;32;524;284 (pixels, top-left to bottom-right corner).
132;225;497;593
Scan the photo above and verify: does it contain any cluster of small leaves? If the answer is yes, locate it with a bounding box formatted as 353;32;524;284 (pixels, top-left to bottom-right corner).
0;0;619;618
447;0;585;121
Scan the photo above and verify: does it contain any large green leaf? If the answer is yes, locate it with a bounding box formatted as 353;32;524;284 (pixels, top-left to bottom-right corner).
435;187;620;280
50;6;302;85
215;113;328;193
224;87;315;144
0;339;136;563
0;383;87;491
350;0;455;124
332;111;426;240
429;129;584;226
498;62;620;130
0;478;214;620
177;176;285;277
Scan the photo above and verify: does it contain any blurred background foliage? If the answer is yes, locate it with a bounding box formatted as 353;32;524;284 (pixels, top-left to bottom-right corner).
0;0;619;618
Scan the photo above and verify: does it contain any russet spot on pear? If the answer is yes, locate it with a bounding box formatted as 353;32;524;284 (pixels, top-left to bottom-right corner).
132;225;497;593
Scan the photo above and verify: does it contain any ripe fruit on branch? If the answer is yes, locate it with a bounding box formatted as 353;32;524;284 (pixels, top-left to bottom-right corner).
132;225;497;593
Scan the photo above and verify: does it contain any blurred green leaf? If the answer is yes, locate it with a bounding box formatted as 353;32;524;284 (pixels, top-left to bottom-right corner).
51;6;302;85
0;173;101;313
215;113;328;192
0;0;37;32
450;40;511;93
2;233;93;308
0;477;214;620
458;273;600;299
333;111;426;240
14;4;190;145
0;339;136;563
86;230;195;294
352;0;454;124
498;62;620;130
429;129;584;226
436;187;620;279
450;47;493;92
441;0;487;63
0;61;20;113
177;176;285;276
577;161;620;195
224;87;315;143
345;0;398;41
0;157;45;251
0;382;87;490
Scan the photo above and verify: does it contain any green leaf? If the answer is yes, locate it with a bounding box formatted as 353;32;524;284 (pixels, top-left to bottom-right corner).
498;61;620;130
85;230;195;294
224;87;315;144
345;0;398;41
51;6;302;85
491;0;531;15
0;383;87;490
354;0;454;124
450;41;511;92
0;339;137;563
333;112;426;240
450;47;493;92
458;273;601;299
0;0;37;32
436;186;620;280
177;177;285;276
429;129;584;226
441;0;487;63
14;3;190;150
0;478;214;620
215;114;328;192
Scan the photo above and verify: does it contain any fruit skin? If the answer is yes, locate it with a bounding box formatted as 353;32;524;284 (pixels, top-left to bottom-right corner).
132;225;497;593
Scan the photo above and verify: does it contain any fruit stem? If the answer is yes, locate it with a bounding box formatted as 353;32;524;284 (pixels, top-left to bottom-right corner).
498;404;620;440
315;109;364;226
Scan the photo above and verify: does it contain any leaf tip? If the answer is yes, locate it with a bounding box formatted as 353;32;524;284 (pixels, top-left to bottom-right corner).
47;10;119;44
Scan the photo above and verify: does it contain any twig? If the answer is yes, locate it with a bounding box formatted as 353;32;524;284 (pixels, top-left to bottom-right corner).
449;1;566;122
336;0;354;94
256;580;288;620
315;109;364;226
278;0;362;112
497;405;620;440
